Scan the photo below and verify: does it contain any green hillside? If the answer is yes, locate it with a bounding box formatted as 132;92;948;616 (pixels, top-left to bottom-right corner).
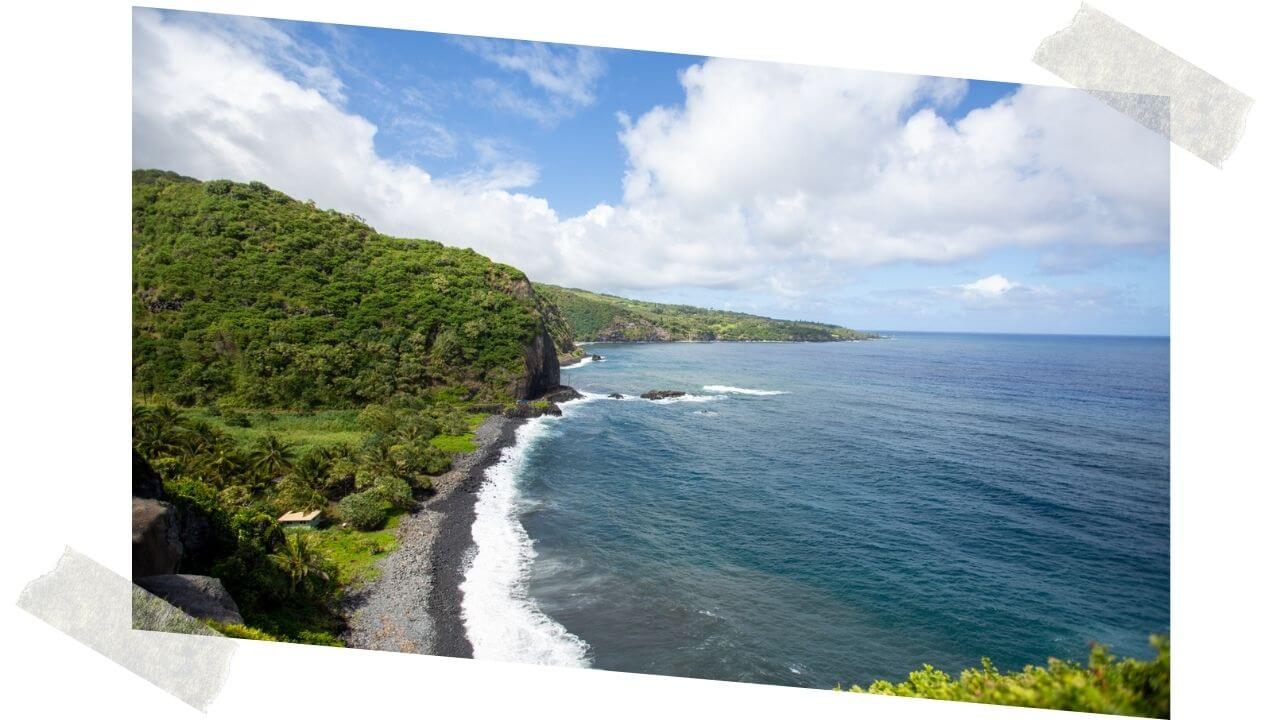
534;283;876;342
133;170;575;409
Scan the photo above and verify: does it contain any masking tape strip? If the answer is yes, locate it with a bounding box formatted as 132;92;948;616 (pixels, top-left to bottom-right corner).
1034;3;1252;167
17;548;236;711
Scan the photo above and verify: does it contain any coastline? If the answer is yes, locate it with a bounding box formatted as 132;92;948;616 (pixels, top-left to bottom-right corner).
342;413;524;655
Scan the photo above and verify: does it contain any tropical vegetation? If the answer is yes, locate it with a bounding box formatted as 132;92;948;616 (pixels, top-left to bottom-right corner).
843;636;1170;718
133;398;469;643
133;170;575;410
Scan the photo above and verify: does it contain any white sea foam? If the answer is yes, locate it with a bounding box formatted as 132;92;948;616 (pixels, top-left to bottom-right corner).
460;409;593;667
649;393;724;404
702;385;789;396
561;357;603;370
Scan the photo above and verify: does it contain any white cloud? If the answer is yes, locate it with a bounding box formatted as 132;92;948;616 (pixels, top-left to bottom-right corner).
132;10;1169;304
458;38;605;124
961;274;1016;298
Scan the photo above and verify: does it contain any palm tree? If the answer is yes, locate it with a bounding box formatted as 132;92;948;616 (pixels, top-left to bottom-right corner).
361;442;398;477
133;417;184;460
394;418;435;446
194;438;248;488
250;433;296;480
290;450;331;487
179;420;224;458
150;403;185;430
269;533;331;597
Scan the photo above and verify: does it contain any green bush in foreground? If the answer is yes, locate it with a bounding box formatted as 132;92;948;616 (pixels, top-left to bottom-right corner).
844;636;1170;718
337;490;388;530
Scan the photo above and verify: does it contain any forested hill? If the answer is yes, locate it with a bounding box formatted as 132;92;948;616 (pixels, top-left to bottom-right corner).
534;284;877;343
132;170;576;409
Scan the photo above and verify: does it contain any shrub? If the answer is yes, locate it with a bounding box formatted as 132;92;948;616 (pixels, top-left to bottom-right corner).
223;409;252;428
373;475;415;510
207;622;278;641
421;445;451;475
295;630;344;647
844;636;1170;719
337;490;388;530
356;404;399;434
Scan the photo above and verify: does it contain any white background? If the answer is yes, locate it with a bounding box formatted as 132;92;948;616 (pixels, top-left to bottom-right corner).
1;0;1274;717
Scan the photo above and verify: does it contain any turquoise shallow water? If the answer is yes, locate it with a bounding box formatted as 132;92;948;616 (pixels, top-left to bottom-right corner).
470;334;1169;688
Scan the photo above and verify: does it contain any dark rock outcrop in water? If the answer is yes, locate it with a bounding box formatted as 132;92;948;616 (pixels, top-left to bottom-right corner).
133;497;183;577
608;393;624;399
135;574;244;625
542;385;584;403
641;390;687;400
503;401;561;419
591;354;603;361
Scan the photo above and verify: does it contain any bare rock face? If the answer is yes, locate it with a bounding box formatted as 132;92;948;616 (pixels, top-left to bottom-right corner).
135;574;244;625
523;324;561;399
133;497;184;577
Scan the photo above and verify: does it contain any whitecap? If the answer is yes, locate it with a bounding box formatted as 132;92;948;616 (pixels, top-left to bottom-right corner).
460;415;592;667
702;384;789;396
650;393;724;404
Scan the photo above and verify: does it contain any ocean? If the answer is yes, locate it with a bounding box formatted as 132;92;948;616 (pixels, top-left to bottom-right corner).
459;333;1170;688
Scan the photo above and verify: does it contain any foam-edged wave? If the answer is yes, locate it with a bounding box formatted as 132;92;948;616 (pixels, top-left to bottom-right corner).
650;393;725;404
703;384;789;396
460;415;592;667
561;357;602;370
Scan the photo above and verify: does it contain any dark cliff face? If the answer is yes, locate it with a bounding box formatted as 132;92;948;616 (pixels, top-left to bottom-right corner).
504;276;563;400
519;322;560;399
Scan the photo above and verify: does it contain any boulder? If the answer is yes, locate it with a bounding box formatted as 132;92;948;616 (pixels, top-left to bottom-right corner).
591;354;603;361
641;390;687;400
178;509;215;569
133;497;183;577
135;574;244;625
132;450;163;499
608;393;624;399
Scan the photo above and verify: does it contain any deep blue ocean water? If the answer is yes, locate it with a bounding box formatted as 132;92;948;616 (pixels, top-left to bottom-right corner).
460;333;1170;689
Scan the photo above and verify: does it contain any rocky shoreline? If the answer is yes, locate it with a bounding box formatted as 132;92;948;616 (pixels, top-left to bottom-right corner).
342;414;524;655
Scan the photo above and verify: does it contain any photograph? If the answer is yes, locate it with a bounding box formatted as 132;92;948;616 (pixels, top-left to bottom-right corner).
130;5;1172;716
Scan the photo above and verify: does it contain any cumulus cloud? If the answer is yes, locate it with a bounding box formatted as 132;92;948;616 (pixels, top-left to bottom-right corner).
961;274;1016;299
132;9;1169;304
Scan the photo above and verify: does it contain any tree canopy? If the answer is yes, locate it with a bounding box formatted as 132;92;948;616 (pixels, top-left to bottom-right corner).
133;170;573;409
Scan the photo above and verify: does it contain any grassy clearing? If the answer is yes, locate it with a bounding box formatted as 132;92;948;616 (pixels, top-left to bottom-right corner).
185;408;365;453
307;510;405;587
429;412;489;454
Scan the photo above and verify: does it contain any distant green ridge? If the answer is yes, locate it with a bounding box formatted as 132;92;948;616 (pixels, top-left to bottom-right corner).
534;283;877;343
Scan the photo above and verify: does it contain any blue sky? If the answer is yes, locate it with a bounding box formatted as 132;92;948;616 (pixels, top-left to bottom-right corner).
133;9;1170;335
